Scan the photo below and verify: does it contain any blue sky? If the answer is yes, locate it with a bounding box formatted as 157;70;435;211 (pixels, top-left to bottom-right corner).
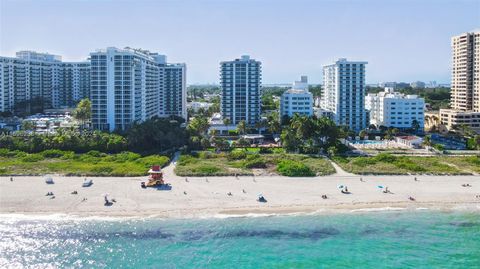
0;0;478;84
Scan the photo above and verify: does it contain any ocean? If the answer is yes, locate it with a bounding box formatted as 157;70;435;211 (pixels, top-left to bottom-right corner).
0;211;479;268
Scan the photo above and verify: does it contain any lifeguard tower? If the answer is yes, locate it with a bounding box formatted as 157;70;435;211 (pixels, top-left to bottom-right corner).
144;165;164;187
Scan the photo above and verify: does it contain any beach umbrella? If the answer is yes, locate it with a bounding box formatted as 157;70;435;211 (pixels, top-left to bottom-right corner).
377;185;384;189
337;185;345;189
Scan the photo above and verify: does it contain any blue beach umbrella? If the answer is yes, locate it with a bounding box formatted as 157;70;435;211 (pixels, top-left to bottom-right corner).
337;185;345;189
377;185;384;189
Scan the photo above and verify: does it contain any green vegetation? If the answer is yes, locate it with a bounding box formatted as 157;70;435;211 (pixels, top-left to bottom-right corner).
333;153;477;175
0;116;187;154
0;129;128;153
266;111;281;134
72;98;91;129
262;86;288;97
442;156;480;173
187;85;220;102
174;150;335;177
281;114;347;154
124;116;188;153
308;85;322;98
277;160;314;177
261;86;286;111
175;152;252;176
187;115;211;150
0;149;169;176
467;136;480;150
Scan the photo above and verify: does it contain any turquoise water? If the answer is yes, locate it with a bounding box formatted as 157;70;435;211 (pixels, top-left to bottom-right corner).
1;211;479;268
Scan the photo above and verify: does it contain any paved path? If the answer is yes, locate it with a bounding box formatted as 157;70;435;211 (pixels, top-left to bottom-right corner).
328;159;355;177
163;151;181;180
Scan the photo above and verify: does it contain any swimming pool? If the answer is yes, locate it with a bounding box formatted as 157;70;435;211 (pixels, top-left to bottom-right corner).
350;140;385;145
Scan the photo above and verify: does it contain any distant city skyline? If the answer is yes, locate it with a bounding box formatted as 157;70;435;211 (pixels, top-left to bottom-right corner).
1;0;478;84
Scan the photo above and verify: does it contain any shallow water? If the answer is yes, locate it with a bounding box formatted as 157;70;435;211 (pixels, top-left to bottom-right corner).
1;211;479;268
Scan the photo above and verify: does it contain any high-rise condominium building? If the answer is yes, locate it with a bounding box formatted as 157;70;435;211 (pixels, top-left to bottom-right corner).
161;64;187;119
365;87;425;131
0;51;90;112
220;55;261;125
321;58;368;132
440;31;480;132
90;47;186;131
280;76;313;118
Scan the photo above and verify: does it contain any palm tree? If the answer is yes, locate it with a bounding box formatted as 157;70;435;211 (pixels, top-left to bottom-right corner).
255;119;267;134
458;124;475;137
73;98;92;130
236;120;247;135
223;117;231;126
267;112;281;134
21;120;36;132
379;125;388;133
290;114;315;139
359;129;367;140
384;129;394;140
391;128;399;136
422;135;432;148
411;119;420;134
474;135;480;150
209;128;218;138
187;116;210;136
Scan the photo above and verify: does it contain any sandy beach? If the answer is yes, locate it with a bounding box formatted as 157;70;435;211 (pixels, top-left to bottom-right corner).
1;160;479;218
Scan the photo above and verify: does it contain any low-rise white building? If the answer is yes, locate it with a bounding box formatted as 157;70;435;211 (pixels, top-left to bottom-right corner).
395;135;423;148
365;87;425;131
313;107;333;119
187;101;212;112
280;76;313;118
208;113;236;135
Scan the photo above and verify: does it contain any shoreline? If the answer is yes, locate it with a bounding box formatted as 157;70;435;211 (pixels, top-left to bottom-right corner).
1;202;479;221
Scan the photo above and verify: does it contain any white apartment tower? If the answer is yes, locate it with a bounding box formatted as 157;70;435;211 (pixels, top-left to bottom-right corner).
90;47;186;131
0;51;90;112
365;87;425;131
440;31;480;132
321;58;368;132
220;55;262;125
280;76;313;118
